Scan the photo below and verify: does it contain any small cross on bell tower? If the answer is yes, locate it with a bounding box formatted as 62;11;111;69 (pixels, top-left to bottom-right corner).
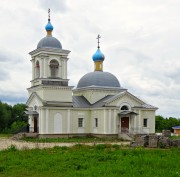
48;8;51;22
45;8;53;36
97;34;101;49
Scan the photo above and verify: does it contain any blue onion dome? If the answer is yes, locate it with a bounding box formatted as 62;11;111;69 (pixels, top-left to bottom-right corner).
37;16;62;49
92;49;105;62
45;21;53;31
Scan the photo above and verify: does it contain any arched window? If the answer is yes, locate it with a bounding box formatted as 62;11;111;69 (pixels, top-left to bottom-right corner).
35;61;40;78
121;105;129;110
50;60;59;78
34;105;37;111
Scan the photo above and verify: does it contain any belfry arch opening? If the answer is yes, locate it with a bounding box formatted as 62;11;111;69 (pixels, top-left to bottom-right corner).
35;60;40;78
50;59;59;78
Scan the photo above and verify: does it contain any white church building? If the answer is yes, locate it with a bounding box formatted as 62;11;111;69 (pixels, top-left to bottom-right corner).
26;12;158;138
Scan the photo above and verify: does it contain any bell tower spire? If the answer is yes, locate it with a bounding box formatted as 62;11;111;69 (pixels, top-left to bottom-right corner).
45;8;53;36
48;8;50;22
92;34;105;71
97;34;100;49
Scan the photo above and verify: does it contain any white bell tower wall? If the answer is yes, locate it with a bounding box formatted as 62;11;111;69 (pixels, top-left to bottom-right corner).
28;48;73;103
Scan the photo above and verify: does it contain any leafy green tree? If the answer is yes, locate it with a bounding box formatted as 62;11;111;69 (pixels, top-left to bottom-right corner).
12;104;27;123
0;101;12;132
8;121;27;133
155;115;165;132
0;101;27;133
156;115;180;132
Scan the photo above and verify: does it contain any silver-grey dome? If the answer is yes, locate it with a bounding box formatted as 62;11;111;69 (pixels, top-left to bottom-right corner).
77;71;120;89
37;36;62;49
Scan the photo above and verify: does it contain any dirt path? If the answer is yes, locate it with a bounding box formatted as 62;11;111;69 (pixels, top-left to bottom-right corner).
0;138;130;150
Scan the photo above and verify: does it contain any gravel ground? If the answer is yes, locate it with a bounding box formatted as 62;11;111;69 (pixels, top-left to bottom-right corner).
0;138;130;151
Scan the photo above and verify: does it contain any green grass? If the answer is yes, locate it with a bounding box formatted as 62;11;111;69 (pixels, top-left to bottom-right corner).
170;135;180;140
21;137;123;143
0;134;12;138
0;144;180;177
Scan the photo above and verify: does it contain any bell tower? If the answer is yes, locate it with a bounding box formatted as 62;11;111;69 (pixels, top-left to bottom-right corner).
27;9;73;105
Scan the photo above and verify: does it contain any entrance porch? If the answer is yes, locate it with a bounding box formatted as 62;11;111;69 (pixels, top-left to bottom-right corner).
25;110;39;133
118;111;138;134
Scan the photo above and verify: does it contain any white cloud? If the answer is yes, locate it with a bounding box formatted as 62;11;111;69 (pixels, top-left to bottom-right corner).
38;0;68;13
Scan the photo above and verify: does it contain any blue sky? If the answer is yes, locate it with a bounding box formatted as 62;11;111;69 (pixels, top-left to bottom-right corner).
0;0;180;117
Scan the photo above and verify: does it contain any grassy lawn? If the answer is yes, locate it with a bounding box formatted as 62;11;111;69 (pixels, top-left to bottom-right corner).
0;144;179;177
170;135;180;140
21;137;124;143
0;134;12;138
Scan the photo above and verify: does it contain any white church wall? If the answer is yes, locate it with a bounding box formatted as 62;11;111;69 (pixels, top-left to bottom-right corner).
41;109;69;134
130;113;138;133
28;86;72;103
54;113;63;134
34;89;44;99
71;110;91;134
38;108;92;135
88;108;120;135
38;109;43;134
90;90;119;104
130;109;155;134
91;109;105;134
39;108;121;136
28;88;43;99
141;110;155;134
41;109;68;135
42;87;72;102
73;89;119;104
106;109;113;134
114;109;119;134
78;108;120;136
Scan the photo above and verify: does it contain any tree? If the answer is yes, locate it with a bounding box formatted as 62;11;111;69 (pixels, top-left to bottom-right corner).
12;104;27;123
155;115;165;132
0;101;12;132
155;115;180;132
0;101;27;133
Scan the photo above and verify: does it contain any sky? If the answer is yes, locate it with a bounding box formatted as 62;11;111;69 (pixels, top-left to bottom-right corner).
0;0;180;118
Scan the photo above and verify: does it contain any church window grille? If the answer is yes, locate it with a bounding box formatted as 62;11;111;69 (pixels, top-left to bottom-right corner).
50;60;59;78
95;118;98;127
143;118;148;127
78;118;83;127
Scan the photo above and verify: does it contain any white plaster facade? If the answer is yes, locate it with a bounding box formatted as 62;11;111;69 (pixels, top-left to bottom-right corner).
26;18;158;138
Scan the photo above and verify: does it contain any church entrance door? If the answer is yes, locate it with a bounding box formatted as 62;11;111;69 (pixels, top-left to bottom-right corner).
121;117;129;133
34;116;38;133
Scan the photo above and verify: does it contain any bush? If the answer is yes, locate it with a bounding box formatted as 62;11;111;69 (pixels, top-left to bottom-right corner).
2;121;27;134
95;144;106;150
112;144;120;149
7;145;17;152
